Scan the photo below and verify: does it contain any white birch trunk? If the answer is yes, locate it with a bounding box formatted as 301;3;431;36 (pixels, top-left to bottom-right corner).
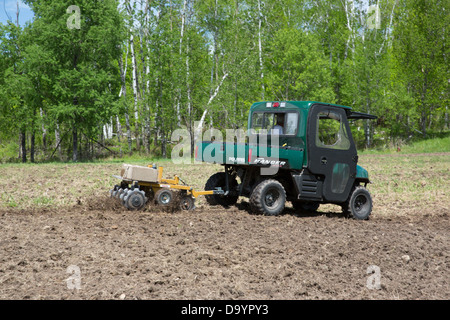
141;4;151;154
130;32;139;124
186;36;194;154
118;44;133;153
55;121;62;160
180;0;187;55
343;0;355;60
116;115;122;141
378;0;397;56
146;54;150;93
103;118;113;140
445;106;449;130
195;72;229;142
144;54;151;153
130;31;141;150
177;0;188;129
258;0;265;100
126;2;140;149
39;108;47;151
186;36;191;121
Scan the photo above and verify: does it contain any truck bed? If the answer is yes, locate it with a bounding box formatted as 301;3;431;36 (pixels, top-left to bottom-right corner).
195;141;305;170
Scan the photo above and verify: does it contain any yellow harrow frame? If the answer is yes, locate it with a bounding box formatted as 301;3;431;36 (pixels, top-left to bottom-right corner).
133;166;218;199
111;165;224;211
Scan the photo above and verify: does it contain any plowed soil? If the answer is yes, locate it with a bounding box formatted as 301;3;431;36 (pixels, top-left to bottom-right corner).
0;154;449;300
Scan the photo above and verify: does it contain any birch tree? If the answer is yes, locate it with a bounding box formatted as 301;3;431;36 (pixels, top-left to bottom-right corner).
392;0;449;137
126;1;142;151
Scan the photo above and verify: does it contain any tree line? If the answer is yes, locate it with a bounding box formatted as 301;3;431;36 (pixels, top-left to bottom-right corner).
0;0;448;163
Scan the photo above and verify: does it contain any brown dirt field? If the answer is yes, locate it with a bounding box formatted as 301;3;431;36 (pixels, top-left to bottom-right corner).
0;155;449;300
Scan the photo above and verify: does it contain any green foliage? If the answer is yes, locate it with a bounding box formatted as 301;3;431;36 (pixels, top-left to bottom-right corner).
266;27;334;102
391;0;449;136
0;141;20;163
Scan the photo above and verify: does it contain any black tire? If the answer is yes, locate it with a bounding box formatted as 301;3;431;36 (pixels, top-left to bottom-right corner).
250;179;286;216
346;186;373;220
204;172;239;207
292;201;320;213
155;188;175;207
179;195;195;211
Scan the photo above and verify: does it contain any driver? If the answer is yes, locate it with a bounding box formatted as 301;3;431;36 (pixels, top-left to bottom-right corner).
271;114;284;135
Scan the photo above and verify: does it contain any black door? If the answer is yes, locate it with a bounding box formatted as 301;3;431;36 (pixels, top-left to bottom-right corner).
307;104;357;203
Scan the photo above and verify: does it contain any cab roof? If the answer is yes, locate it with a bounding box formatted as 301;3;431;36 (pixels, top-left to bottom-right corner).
251;101;377;120
251;101;352;110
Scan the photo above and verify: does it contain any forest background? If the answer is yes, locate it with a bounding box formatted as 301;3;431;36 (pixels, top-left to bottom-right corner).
0;0;448;163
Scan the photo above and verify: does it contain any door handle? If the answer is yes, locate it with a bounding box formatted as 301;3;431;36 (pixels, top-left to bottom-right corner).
321;157;327;165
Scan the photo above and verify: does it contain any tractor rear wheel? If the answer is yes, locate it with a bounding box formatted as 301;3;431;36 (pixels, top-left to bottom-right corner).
344;186;373;220
204;172;239;207
250;179;286;216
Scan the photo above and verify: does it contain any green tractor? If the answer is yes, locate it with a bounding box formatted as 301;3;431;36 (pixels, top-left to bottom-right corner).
195;101;377;220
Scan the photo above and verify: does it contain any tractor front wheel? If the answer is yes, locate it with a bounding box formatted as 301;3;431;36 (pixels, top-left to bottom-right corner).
344;186;373;220
250;179;286;216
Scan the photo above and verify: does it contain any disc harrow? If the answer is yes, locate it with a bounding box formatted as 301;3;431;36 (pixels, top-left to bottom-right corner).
110;164;225;211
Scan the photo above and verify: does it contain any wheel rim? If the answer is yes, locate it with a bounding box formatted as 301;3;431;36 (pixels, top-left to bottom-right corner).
354;194;369;215
180;196;194;210
160;192;171;204
355;195;366;210
264;188;280;208
180;200;190;210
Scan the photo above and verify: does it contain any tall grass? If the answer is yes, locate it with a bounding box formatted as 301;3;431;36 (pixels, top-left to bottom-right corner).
361;134;450;155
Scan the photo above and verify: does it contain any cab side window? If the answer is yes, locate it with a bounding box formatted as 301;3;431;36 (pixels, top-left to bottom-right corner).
284;113;298;135
316;111;350;150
